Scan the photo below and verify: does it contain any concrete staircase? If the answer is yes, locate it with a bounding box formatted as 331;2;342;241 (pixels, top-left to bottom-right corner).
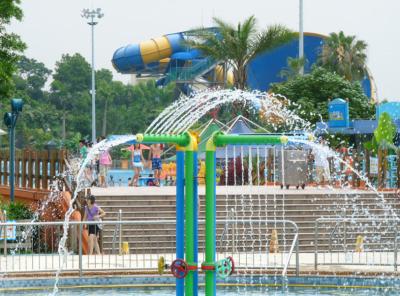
95;189;400;254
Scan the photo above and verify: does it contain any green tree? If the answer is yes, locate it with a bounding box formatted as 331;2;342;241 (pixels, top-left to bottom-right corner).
279;57;306;80
0;0;26;99
319;31;367;81
13;56;51;100
374;112;396;148
373;112;396;188
50;53;91;140
270;66;374;124
95;69;113;137
190;16;296;89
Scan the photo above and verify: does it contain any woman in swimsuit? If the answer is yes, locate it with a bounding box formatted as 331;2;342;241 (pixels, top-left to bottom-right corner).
131;143;144;186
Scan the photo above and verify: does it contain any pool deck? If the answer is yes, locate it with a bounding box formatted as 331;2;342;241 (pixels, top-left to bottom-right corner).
90;185;379;197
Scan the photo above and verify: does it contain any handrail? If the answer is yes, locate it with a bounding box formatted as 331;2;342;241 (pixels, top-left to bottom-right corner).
314;217;399;272
0;219;300;227
282;232;299;276
1;218;300;276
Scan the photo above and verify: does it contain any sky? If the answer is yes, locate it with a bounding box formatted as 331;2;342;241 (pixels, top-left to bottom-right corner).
9;0;400;100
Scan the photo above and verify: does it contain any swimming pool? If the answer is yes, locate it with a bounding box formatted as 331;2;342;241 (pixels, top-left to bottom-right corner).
5;286;399;296
107;169;159;186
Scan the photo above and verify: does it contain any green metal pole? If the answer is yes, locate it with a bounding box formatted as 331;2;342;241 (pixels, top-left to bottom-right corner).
185;150;194;296
184;133;197;296
136;133;190;147
205;138;217;296
214;133;288;147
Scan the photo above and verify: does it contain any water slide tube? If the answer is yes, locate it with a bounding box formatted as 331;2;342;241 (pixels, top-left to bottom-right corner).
112;32;234;84
112;33;185;73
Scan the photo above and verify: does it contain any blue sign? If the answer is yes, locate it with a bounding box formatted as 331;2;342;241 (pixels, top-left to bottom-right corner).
376;102;400;121
328;98;349;128
0;220;16;240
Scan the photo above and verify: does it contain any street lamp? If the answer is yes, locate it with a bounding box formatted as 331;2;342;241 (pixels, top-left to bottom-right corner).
299;0;304;75
81;8;104;144
3;98;24;203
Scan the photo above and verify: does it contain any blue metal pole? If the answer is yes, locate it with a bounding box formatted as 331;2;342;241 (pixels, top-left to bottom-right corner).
9;120;15;203
176;150;185;296
193;152;198;296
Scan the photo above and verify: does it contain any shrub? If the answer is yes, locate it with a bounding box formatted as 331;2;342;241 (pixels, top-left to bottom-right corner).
0;202;34;220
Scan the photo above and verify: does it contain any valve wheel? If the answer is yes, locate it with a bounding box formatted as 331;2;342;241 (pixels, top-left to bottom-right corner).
171;258;188;279
216;257;234;279
227;256;235;275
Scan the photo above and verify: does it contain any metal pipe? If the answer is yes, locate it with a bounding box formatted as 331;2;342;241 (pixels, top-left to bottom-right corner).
185;150;195;296
176;150;185;296
213;133;288;147
136;133;190;147
296;232;300;276
119;209;122;255
299;0;304;75
3;211;7;256
9;124;15;202
1;219;300;227
79;223;83;277
193;151;198;296
91;16;96;144
205;146;216;296
314;220;318;271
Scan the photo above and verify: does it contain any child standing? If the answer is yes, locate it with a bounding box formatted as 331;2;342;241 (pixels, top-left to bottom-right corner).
150;144;163;186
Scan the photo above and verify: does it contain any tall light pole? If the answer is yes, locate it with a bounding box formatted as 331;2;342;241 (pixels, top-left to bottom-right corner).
81;8;104;144
299;0;304;75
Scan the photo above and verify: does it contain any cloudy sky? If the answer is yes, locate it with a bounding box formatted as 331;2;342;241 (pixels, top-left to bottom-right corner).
9;0;400;99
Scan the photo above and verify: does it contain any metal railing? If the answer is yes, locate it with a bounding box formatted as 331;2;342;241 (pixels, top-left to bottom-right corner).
314;217;398;271
0;219;299;276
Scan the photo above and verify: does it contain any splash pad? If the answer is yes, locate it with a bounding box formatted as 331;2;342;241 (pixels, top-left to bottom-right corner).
135;131;312;296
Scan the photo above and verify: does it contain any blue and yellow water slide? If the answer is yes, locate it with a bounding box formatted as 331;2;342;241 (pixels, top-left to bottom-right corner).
112;30;376;99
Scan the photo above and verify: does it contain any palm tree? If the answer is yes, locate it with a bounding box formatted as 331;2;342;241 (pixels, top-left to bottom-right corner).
189;16;296;89
279;57;306;80
319;31;367;81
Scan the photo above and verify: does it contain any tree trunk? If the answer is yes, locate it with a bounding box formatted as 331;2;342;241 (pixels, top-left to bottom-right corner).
62;111;66;141
378;148;388;189
378;148;383;189
365;148;370;181
102;100;108;137
223;61;227;88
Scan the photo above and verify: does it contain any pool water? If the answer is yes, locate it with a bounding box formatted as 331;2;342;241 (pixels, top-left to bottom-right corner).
107;169;166;186
5;286;398;296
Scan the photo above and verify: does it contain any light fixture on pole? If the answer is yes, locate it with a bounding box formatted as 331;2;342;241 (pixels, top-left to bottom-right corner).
81;8;104;144
3;98;24;203
299;0;304;75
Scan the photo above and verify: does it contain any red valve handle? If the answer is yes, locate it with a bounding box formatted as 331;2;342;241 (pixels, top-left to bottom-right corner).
171;258;188;279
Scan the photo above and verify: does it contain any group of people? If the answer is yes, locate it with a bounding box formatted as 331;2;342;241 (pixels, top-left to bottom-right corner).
126;143;163;187
78;139;164;187
79;138;113;188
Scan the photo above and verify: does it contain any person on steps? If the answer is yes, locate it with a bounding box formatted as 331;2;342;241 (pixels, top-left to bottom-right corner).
83;195;106;255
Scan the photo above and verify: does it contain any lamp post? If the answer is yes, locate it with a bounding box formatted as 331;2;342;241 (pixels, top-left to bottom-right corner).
299;0;304;75
3;98;23;203
81;8;104;144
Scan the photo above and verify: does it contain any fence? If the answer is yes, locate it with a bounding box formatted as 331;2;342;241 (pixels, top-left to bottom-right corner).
314;217;398;271
0;219;299;276
0;149;66;190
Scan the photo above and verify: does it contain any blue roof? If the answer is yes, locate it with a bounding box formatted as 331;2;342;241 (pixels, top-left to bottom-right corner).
228;119;254;134
316;119;379;135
